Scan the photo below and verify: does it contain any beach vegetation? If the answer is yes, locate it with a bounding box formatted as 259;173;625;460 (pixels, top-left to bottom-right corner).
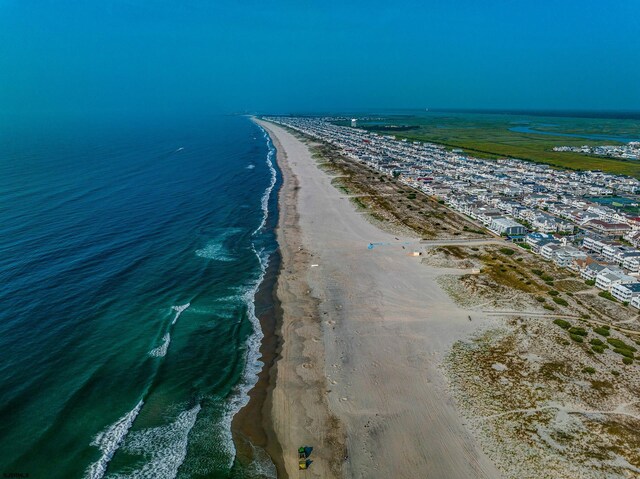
598;291;617;302
553;319;571;329
463;226;486;235
553;297;569;306
614;348;635;359
568;327;587;336
607;338;636;352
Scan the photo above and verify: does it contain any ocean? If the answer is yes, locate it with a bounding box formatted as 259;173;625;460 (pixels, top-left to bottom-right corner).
0;116;280;478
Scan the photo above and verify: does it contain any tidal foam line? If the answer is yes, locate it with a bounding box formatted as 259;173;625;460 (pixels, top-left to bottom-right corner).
252;127;277;235
214;124;278;471
220;243;272;466
215;125;279;464
84;400;144;479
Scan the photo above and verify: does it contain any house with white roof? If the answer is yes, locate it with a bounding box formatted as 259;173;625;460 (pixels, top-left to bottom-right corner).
551;246;587;268
489;217;526;236
595;270;637;292
622;254;640;274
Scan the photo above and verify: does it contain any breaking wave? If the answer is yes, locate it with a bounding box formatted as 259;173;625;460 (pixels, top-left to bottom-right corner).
148;303;190;357
85;125;278;479
217;126;278;473
171;303;190;325
149;333;170;357
85;400;144;479
109;404;202;479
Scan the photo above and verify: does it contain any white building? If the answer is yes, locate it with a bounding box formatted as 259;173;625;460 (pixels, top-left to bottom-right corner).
595;271;637;292
540;243;562;261
622;255;640;274
611;282;640;303
552;246;587;268
489;217;526;236
583;236;608;253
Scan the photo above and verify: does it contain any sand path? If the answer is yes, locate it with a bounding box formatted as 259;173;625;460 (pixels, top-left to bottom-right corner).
258;120;501;479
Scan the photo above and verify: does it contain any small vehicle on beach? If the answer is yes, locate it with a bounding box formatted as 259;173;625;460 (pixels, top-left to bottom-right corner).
298;446;307;470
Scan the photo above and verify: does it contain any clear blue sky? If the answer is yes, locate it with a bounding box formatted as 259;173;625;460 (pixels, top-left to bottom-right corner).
1;0;639;121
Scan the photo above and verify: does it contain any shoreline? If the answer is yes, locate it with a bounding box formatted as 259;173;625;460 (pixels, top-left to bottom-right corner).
230;246;284;477
230;121;286;477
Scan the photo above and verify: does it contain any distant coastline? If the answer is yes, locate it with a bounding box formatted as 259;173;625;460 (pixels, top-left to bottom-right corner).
397;108;640;120
278;109;640;121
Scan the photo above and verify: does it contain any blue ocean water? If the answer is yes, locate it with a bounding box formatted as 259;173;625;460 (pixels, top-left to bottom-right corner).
0;116;279;478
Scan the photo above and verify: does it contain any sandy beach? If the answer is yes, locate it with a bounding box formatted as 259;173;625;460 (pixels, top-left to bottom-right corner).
257;119;501;478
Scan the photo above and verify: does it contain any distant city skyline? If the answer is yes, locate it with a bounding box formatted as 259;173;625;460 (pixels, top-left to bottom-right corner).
0;0;639;123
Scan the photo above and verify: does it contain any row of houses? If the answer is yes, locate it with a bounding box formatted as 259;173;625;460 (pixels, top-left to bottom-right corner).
523;232;640;305
264;116;640;307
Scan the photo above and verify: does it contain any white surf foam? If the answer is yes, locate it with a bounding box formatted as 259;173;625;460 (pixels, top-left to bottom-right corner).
148;303;190;357
252;127;277;235
109;403;202;479
194;241;233;261
148;333;171;357
171;303;190;325
218;245;273;468
246;164;255;169
210;126;279;473
195;227;244;261
86;302;193;475
85;400;144;479
245;442;278;478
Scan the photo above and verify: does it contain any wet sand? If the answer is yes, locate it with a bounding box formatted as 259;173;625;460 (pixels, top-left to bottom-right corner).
230;249;285;477
255;118;501;479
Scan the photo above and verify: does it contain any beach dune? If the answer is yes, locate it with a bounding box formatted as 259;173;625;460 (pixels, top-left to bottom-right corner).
257;119;500;479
